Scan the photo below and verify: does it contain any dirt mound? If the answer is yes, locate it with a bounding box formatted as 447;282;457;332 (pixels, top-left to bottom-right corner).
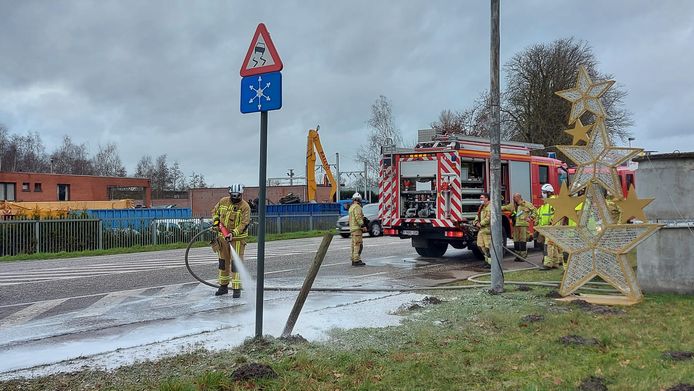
516;285;532;291
231;363;278;381
666;384;694;391
422;296;443;305
520;314;544;323
559;335;599;346
280;334;308;344
571;299;625;315
578;376;608;391
545;290;562;298
663;351;694;361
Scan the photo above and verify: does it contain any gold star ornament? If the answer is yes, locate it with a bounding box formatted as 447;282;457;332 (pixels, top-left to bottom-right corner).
555;65;615;124
564;118;592;145
558;119;641;196
535;184;661;299
545;181;585;224
615;185;654;223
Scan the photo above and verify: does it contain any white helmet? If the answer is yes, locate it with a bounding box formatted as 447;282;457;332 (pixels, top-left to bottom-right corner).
352;192;362;201
541;184;555;193
229;184;244;202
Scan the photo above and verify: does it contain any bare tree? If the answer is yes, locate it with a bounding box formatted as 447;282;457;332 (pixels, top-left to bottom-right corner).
50;136;92;174
92;143;127;177
432;92;515;140
504;37;632;146
355;95;402;175
135;155;155;178
170;161;184;191
188;172;207;189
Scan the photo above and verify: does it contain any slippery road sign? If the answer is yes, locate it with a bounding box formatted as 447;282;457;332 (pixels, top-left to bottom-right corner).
240;23;283;77
240;71;282;113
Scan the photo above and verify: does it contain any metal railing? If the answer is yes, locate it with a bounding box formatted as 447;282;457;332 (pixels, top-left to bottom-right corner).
0;213;339;257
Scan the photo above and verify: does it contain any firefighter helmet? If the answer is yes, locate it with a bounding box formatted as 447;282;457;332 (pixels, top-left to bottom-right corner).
541;184;555;193
352;192;362;201
229;184;244;203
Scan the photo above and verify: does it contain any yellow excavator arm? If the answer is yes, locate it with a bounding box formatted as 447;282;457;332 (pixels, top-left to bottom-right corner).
306;126;337;201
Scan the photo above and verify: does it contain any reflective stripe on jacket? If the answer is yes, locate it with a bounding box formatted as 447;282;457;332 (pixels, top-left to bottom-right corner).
212;197;251;238
502;200;537;227
348;203;364;232
474;203;491;235
537;196;557;226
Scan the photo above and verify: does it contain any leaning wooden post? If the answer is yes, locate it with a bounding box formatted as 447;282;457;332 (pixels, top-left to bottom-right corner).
281;232;333;337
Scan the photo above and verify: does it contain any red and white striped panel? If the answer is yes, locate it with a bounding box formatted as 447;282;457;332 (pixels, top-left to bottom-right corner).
399;155;436;162
431;219;455;228
437;152;463;223
378;161;397;227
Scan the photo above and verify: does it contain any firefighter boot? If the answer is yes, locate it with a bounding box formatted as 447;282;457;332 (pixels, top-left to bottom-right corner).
232;289;241;298
516;242;527;262
513;242;522;262
215;285;229;296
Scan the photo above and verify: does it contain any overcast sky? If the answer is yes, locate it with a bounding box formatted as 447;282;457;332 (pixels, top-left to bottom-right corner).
1;1;692;187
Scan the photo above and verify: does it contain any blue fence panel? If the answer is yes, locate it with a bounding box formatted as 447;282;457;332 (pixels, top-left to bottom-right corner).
265;203;340;215
86;208;192;229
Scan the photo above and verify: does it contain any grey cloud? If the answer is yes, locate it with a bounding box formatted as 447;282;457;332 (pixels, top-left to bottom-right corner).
1;0;693;187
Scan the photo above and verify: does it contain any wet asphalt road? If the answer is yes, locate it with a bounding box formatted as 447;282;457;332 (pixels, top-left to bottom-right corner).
0;235;539;378
0;235;493;325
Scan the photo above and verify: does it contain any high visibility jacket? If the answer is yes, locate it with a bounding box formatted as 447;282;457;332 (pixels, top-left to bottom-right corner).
348;202;364;232
606;198;622;223
568;202;583;227
474;203;491;235
212;197;251;239
537;196;557;226
502;200;537;227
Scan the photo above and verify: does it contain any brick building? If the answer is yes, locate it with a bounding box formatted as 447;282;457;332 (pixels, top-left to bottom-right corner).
190;185;332;216
0;172;152;207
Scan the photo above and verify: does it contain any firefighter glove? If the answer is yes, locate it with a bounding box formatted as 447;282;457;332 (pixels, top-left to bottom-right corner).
212;216;220;226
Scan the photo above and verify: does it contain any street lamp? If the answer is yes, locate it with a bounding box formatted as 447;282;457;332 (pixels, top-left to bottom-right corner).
628;137;635;148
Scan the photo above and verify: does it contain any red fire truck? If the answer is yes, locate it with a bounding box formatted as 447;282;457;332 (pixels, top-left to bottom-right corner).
378;132;563;258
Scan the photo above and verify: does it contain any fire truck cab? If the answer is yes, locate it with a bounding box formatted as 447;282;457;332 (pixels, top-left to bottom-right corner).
378;131;562;259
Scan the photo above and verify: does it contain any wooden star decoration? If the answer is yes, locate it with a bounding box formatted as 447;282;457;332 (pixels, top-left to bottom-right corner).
615;184;654;223
564;118;592;145
534;185;661;299
558;119;641;196
555;65;615;124
545;181;585;224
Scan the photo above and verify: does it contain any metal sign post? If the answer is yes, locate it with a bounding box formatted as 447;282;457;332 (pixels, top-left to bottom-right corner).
240;23;283;338
256;111;268;337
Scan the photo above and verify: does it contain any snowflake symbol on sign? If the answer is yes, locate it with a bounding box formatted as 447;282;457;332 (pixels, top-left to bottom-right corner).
248;75;271;110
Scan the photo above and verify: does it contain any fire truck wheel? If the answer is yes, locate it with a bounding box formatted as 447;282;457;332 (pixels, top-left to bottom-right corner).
369;222;382;237
340;233;351;238
469;244;485;260
414;241;448;258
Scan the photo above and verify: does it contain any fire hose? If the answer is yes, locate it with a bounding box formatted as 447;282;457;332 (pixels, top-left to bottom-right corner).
183;225;617;294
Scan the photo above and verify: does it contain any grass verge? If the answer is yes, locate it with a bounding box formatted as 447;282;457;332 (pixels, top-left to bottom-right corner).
2;269;692;390
0;230;335;263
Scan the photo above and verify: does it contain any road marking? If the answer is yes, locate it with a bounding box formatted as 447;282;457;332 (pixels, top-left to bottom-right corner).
0;298;68;328
78;289;145;318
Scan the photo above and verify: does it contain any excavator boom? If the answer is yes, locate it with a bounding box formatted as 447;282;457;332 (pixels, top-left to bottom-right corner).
306;127;337;201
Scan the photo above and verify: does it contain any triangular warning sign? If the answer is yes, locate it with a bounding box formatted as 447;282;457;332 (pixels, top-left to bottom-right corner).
240;23;283;77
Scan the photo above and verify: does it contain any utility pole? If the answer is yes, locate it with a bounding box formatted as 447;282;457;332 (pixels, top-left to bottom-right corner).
489;0;504;293
287;168;295;186
335;152;341;202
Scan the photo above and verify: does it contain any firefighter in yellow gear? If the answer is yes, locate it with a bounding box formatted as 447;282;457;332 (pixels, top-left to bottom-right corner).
348;192;366;266
473;192;492;267
211;183;251;297
502;192;537;262
536;184;563;269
